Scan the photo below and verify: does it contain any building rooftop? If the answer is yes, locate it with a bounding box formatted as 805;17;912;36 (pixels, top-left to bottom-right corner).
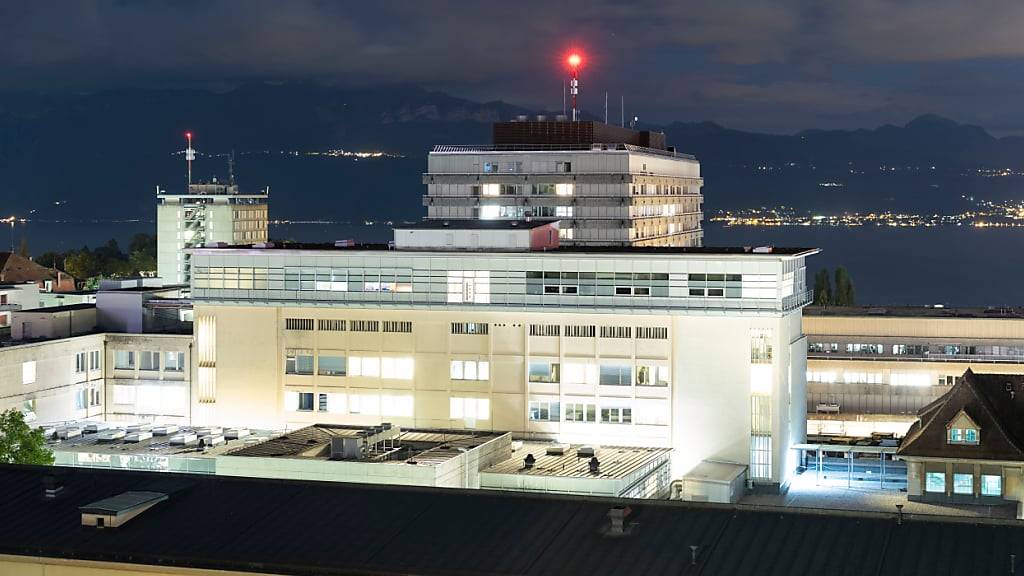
483;443;670;480
899;370;1024;461
805;305;1024;319
192;242;818;257
49;423;269;459
3;464;1024;575
225;424;505;465
395;219;559;230
17;303;96;314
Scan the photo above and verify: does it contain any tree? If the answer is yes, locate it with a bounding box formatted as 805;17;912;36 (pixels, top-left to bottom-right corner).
833;266;856;306
813;269;832;307
63;249;99;279
0;409;53;465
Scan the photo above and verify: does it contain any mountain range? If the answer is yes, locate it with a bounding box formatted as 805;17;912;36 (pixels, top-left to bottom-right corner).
0;82;1020;220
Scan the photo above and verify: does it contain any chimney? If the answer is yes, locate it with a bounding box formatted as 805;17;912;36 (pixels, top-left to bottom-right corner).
43;472;65;499
607;505;631;535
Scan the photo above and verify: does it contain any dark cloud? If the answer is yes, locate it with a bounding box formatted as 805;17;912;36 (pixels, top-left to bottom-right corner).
3;0;1024;134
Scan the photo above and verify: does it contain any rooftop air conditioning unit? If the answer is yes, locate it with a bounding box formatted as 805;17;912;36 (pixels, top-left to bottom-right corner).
577;446;595;459
546;444;569;456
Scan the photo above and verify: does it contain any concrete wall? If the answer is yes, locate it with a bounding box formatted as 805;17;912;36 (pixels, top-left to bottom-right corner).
12;308;97;340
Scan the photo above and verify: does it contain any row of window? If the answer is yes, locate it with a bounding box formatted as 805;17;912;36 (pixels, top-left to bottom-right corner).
481;161;572;174
113;351;186;372
810;342;1024;358
925;472;1001;496
474;183;575;196
286;354;415;380
529;400;669;426
478;205;573;219
528;361;670;387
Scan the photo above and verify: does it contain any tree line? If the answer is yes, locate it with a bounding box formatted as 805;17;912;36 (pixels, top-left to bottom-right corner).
33;233;157;286
813;266;856;307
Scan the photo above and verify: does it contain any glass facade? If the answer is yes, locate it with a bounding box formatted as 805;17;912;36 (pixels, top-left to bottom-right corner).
189;249;811;314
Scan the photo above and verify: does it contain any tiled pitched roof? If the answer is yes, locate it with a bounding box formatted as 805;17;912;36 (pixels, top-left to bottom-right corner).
0;251;71;283
898;369;1024;461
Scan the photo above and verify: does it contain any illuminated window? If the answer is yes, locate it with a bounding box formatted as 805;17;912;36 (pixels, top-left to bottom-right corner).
562;362;597;385
750;329;773;363
380;357;414;380
982;474;1002;496
450;397;490;420
140;351;160;372
349;394;379;415
450;360;489;381
349;357;380;378
925;472;945;493
447;271;490;304
953;473;973;495
381;395;414;417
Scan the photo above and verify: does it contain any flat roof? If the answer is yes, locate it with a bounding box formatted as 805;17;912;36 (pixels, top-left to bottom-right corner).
4;465;1024;575
483;443;670;480
192;242;818;257
396;219;558;230
225;424;505;465
17;303;95;313
804;305;1024;319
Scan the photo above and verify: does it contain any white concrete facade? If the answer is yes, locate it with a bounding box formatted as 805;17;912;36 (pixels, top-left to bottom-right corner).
187;246;814;489
423;146;704;247
0;333;193;425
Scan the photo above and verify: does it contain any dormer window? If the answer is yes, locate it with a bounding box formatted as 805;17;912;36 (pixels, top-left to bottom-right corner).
946;410;981;445
948;428;979;444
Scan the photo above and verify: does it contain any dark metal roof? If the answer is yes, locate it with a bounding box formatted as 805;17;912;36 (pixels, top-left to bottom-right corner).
899;370;1024;461
3;465;1024;575
79;491;167;515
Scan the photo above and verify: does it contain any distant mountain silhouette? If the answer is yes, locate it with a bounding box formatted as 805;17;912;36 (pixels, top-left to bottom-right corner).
0;82;1019;220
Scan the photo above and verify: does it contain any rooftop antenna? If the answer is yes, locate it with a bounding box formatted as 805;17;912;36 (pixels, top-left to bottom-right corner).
562;81;566;117
567;52;582;122
620;95;624;127
604;92;608;124
184;132;196;187
228;150;236;186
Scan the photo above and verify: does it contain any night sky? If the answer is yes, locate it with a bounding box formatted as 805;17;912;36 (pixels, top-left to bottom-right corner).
4;1;1024;135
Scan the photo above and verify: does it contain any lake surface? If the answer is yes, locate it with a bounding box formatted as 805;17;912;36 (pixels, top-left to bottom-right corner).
9;220;1021;307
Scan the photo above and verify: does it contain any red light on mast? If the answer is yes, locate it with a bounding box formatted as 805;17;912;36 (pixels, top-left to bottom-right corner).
567;53;582;68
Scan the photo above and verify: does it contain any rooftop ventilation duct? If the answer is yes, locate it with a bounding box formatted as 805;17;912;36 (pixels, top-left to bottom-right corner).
523;453;536;469
607;505;632;535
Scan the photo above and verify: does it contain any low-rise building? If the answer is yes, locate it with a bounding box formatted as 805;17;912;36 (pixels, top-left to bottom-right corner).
803;306;1024;437
0;251;76;292
898;369;1024;517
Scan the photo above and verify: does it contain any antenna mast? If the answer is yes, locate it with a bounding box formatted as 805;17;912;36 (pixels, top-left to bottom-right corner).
185;132;196;187
604;92;608;124
228;150;236;186
567;53;582;122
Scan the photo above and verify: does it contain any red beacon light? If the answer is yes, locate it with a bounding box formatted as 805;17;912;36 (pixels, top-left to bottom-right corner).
567;53;582;68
